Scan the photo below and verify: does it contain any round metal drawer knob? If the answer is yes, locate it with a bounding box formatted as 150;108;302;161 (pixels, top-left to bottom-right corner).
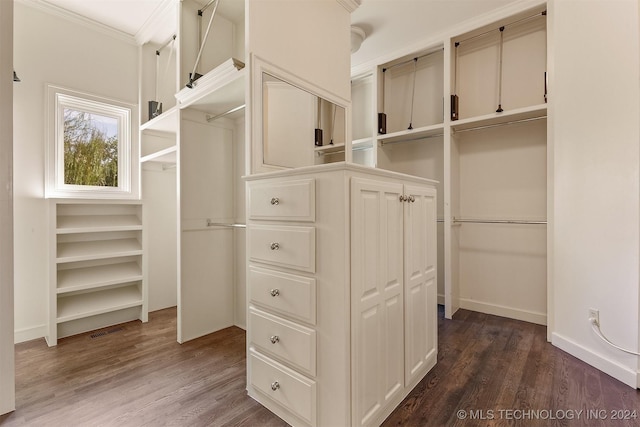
271;381;280;391
270;335;280;344
270;242;280;250
270;197;279;205
270;289;280;297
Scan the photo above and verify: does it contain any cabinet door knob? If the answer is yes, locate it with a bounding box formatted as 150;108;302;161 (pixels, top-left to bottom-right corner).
270;289;280;297
270;335;280;344
399;195;406;202
270;242;280;250
408;195;415;203
270;197;279;205
271;381;280;391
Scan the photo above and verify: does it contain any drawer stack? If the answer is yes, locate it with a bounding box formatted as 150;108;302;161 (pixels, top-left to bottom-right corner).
246;177;318;426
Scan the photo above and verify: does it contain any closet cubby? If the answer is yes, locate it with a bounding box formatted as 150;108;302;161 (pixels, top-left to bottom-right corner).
451;6;546;124
48;201;146;346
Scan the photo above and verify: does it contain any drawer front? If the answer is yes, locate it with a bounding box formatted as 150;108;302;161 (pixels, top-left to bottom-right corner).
249;266;316;325
248;225;315;273
250;307;316;375
248;178;315;222
250;349;316;426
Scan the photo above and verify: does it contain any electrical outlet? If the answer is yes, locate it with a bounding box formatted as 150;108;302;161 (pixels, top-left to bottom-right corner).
588;308;599;325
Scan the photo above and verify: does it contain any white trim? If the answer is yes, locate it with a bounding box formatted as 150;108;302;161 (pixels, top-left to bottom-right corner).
134;0;177;45
17;0;137;46
552;332;638;389
45;84;139;200
437;293;445;306
458;298;547;326
14;325;46;344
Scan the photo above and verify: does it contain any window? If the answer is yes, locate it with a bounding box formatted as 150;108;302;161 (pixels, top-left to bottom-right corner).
46;85;138;198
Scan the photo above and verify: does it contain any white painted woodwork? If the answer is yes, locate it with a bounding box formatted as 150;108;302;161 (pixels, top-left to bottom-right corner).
350;178;404;426
403;185;437;385
250;307;317;375
349;2;548;326
48;201;147;346
248;179;315;222
0;0;14;414
250;349;317;426
246;163;438;427
249;266;316;325
248;225;316;273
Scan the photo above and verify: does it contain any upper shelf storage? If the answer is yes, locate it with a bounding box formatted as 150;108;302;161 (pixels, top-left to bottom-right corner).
451;6;547;123
175;58;245;113
379;48;444;135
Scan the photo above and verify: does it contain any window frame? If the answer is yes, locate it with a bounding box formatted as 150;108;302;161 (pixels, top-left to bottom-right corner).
46;85;138;199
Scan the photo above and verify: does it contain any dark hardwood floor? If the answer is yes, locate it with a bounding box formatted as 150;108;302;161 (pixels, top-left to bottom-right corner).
1;306;639;426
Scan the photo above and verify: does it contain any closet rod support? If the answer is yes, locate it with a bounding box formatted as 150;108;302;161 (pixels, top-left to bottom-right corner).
382;48;444;73
454;10;546;46
453;115;546;133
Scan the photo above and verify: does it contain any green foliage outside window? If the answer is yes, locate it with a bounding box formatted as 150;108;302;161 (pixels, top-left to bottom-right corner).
63;109;118;187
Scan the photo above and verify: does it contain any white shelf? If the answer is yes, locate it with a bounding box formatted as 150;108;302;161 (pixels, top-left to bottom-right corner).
57;215;142;234
314;143;345;154
176;58;246;113
378;123;445;145
57;285;142;323
140;105;179;134
140;145;177;164
57;262;142;294
57;238;142;263
451;104;547;132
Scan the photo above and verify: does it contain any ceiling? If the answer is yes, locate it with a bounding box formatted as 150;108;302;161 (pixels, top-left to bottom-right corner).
39;0;515;66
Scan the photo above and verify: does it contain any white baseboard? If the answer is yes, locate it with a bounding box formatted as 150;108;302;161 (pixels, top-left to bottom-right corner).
15;324;46;344
458;298;547;325
552;332;638;389
437;293;445;306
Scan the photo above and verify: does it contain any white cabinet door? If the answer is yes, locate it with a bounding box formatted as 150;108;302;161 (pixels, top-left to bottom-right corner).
351;178;405;427
404;185;437;385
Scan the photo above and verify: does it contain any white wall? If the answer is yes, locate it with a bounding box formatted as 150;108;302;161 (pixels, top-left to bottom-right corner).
13;2;138;342
549;0;640;387
0;0;15;415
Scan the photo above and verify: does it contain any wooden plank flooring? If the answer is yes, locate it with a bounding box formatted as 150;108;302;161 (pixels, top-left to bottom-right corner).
1;306;639;426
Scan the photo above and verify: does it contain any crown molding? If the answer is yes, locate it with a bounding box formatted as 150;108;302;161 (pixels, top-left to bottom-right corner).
17;0;137;46
134;0;178;45
337;0;361;13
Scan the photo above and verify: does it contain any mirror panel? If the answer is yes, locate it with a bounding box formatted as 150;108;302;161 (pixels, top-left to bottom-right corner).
262;73;346;169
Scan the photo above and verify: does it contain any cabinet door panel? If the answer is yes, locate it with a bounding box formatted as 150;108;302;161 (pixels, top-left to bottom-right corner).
351;178;404;426
404;185;438;384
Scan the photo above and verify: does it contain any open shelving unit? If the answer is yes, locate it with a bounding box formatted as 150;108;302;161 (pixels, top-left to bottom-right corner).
47;200;146;346
350;1;548;324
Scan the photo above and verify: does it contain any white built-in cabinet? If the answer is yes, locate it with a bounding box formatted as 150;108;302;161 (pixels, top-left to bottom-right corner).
138;0;247;342
350;2;548;324
47;200;146;346
245;163;437;427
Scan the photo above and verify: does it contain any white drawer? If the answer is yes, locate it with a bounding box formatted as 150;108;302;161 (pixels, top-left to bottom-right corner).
249;266;316;325
250;349;316;426
248;178;315;222
250;307;316;375
248;225;315;273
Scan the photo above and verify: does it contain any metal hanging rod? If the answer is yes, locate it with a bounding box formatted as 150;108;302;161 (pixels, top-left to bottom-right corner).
206;220;246;228
199;0;217;13
380;133;444;146
206;104;245;122
454;218;547;225
382;48;444;73
455;10;546;46
453;115;546;133
156;34;176;53
162;164;177;171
